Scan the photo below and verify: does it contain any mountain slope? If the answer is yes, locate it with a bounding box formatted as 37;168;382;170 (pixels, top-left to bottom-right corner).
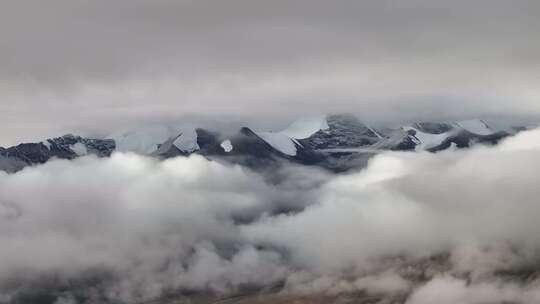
298;114;381;150
0;116;529;173
0;134;115;172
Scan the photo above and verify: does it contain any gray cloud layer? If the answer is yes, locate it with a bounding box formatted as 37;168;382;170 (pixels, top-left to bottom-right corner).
2;129;540;302
1;0;540;144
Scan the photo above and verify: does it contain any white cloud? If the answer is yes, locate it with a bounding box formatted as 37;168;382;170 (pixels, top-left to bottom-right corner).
2;129;540;302
407;276;540;304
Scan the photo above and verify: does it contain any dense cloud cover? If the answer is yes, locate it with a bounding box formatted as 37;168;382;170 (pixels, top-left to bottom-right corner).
1;0;540;144
1;129;540;302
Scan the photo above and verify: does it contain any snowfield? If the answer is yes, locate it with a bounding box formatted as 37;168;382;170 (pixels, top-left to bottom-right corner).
109;125;200;154
402;126;452;151
455;119;493;135
172;128;200;153
255;116;331;156
256;131;298;156
281;116;329;139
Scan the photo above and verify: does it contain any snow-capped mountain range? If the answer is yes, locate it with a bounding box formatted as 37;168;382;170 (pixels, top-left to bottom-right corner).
0;114;530;173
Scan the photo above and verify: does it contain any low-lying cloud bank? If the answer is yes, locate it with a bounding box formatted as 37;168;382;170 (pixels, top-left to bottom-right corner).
2;129;540;303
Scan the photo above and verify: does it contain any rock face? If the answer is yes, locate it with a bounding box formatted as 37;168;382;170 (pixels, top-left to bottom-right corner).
214;127;293;169
412;122;453;134
428;130;509;152
0;134;115;172
0;155;27;173
299;114;381;150
0;115;528;173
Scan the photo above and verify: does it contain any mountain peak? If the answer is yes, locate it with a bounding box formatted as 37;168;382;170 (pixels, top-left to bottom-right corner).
0;116;528;173
109;125;200;155
280;116;330;140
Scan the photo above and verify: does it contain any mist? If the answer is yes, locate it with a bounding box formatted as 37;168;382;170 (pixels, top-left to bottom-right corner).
2;0;540;145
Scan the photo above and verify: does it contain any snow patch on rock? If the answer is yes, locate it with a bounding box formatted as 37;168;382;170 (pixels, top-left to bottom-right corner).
70;143;88;156
281;116;329;139
42;141;51;150
366;125;383;139
110;126;174;154
173;128;199;153
455;119;493;135
403;126;450;151
220;140;233;153
109;125;200;154
256;132;298;156
254;116;330;156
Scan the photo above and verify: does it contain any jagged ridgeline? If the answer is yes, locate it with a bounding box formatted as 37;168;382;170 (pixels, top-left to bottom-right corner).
0;115;526;173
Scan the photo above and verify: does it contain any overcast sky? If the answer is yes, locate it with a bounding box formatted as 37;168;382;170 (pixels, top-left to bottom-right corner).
1;0;540;145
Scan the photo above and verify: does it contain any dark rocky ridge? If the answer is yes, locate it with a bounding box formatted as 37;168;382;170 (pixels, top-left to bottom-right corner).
0;134;115;172
428;130;510;152
298;114;381;150
0;115;523;173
